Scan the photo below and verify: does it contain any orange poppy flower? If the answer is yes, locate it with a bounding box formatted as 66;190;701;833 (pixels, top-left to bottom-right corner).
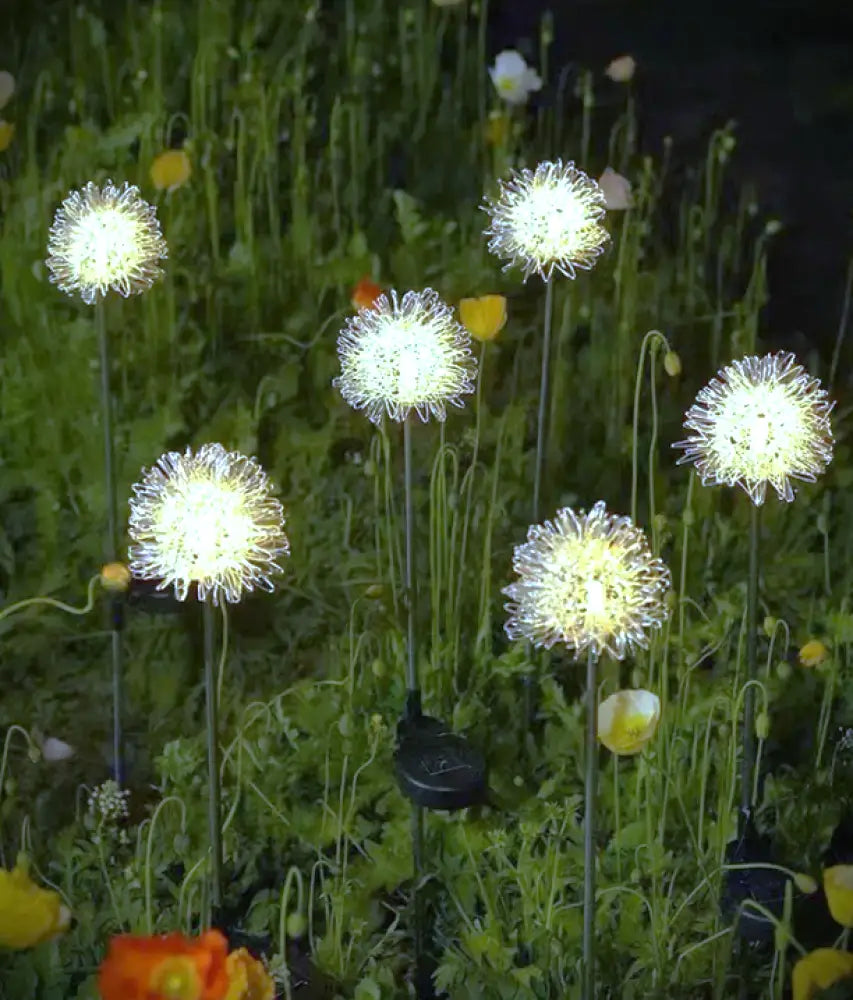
98;929;229;1000
351;276;383;311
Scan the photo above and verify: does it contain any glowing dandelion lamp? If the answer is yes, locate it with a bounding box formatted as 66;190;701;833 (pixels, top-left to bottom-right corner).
333;288;483;989
504;502;671;998
128;443;289;908
482;159;609;519
45;179;168;787
675;352;833;822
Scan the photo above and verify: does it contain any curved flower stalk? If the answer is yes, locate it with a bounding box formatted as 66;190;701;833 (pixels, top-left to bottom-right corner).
675;351;834;506
504;501;671;660
482;159;609;283
127;443;289;607
333;287;476;424
46;179;167;305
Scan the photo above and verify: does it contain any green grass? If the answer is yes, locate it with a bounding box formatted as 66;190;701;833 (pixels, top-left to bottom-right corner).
2;0;853;997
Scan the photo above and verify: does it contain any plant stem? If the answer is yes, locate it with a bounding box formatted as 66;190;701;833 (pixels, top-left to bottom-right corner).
741;501;761;819
533;277;555;522
583;648;598;1000
96;299;124;787
203;598;222;911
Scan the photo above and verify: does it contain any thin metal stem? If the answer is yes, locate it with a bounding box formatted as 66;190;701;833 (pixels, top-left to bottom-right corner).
582;648;598;1000
96;299;124;786
532;278;555;523
742;500;761;819
403;415;417;695
403;415;427;995
524;280;556;731
203;599;223;910
412;803;427;994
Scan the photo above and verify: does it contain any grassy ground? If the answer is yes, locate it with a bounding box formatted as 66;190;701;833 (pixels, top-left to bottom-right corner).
1;1;853;997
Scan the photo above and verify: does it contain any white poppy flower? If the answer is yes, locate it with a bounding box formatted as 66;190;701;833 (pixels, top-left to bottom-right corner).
605;55;636;83
489;50;543;106
598;167;633;210
41;737;75;762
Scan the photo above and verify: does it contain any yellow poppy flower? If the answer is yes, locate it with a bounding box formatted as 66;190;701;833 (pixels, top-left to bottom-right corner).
597;689;660;755
0;121;14;153
792;948;853;1000
224;948;275;1000
824;865;853;927
150;149;192;192
484;111;511;147
799;639;829;668
0;856;71;950
458;295;507;343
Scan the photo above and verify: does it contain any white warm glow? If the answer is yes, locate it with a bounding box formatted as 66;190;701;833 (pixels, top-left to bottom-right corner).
504;501;671;660
482;159;610;282
128;443;289;605
333;288;477;424
46;179;167;305
676;352;834;505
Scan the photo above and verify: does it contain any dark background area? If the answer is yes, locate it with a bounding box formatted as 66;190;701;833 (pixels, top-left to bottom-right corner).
491;0;853;361
5;0;853;359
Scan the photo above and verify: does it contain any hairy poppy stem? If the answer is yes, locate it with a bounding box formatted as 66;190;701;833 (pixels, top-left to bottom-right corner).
203;599;223;911
96;299;124;787
742;501;761;820
582;648;598;1000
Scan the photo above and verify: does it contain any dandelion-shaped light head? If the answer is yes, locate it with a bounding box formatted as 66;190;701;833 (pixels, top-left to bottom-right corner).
503;501;671;660
482;159;610;282
128;443;289;606
675;352;834;505
46;179;167;305
333;288;477;425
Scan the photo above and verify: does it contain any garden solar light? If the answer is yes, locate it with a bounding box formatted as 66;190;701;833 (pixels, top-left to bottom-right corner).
334;288;483;996
505;501;670;1000
45;179;168;789
127;443;289;606
482;159;609;284
675;352;834;824
128;443;288;910
675;351;833;507
333;287;476;425
332;287;484;798
46;179;167;305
